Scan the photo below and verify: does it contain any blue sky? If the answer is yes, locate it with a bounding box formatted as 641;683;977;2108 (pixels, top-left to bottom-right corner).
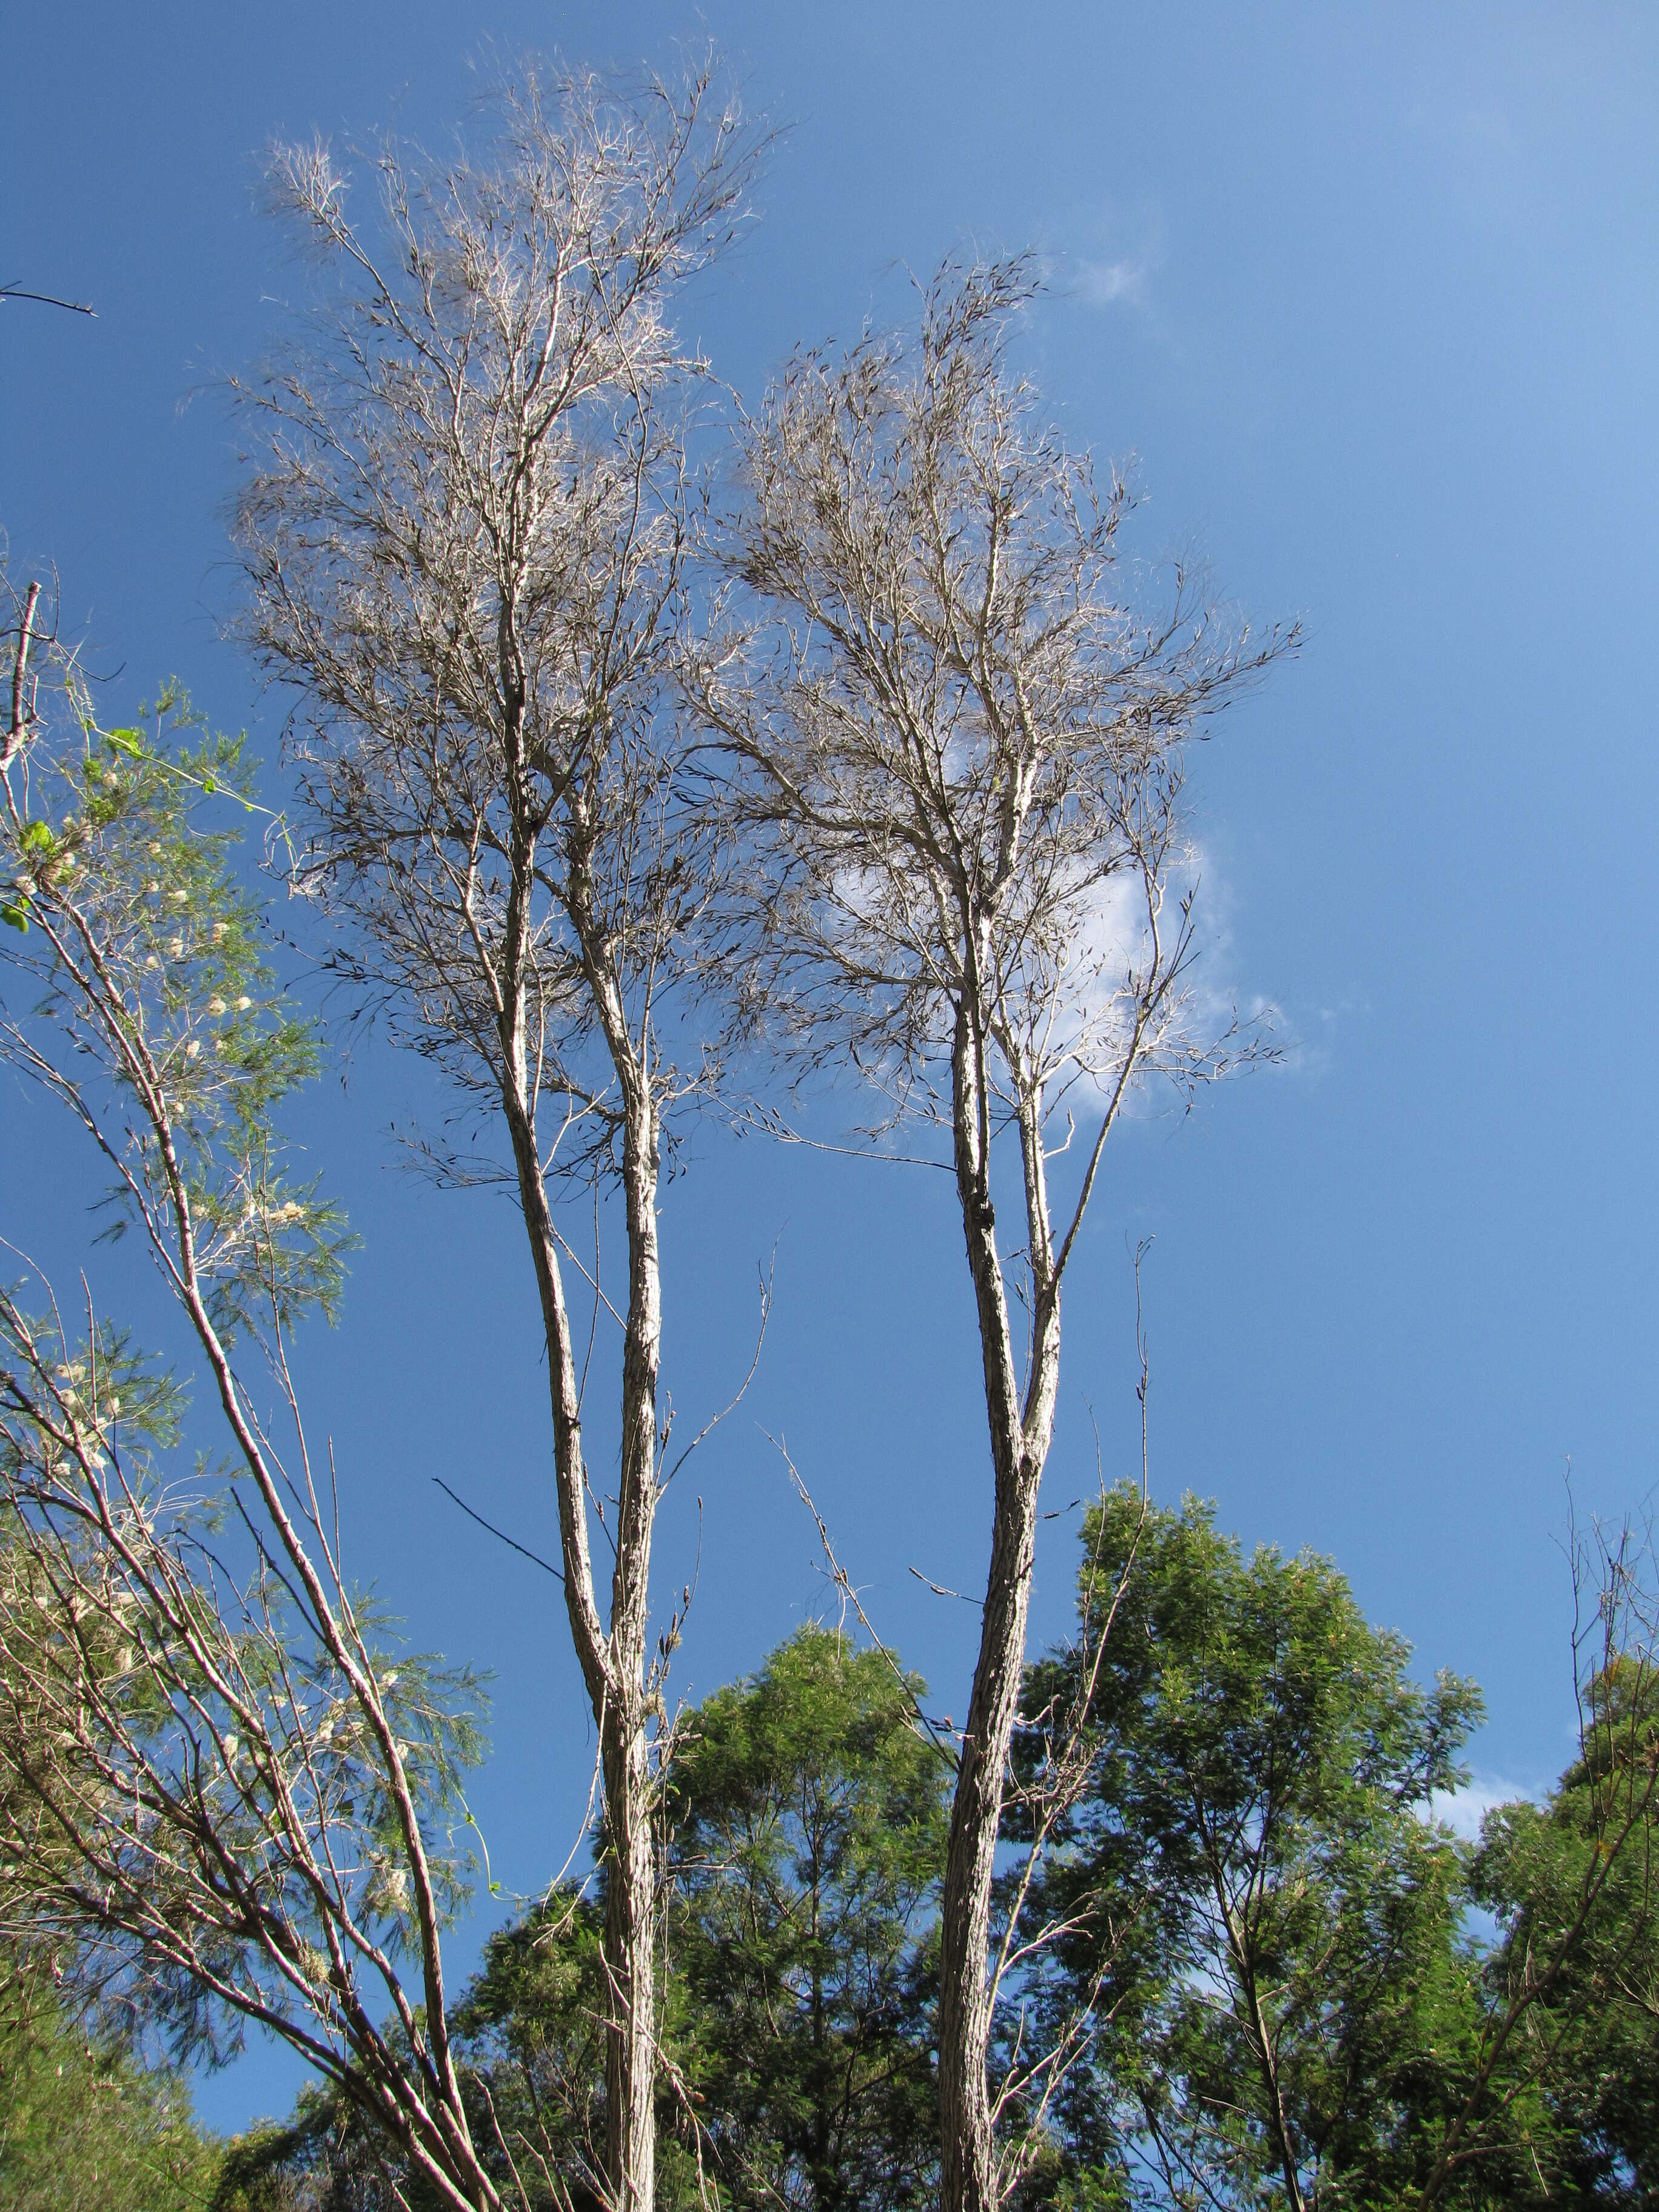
4;1;1657;2132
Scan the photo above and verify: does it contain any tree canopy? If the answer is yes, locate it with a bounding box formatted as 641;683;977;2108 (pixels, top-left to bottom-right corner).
0;1943;220;2212
1009;1484;1485;2208
222;1534;1659;2211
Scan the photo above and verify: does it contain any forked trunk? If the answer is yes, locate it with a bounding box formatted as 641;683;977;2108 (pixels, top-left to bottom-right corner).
936;1005;1061;2212
503;1056;663;2212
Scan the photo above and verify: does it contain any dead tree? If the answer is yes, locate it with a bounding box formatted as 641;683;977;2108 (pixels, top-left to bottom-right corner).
694;259;1292;2210
0;586;501;2212
233;59;763;2211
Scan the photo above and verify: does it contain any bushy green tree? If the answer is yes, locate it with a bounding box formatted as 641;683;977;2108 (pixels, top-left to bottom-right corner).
1011;1486;1483;2211
1454;1649;1659;2208
216;1499;1659;2212
0;1943;221;2212
664;1626;948;2210
229;1627;948;2212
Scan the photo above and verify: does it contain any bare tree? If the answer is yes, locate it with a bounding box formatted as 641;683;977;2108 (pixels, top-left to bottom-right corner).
0;585;503;2212
694;259;1292;2210
233;58;764;2211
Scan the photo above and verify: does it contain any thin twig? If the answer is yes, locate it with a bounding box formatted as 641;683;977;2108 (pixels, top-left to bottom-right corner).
0;284;96;317
432;1476;565;1583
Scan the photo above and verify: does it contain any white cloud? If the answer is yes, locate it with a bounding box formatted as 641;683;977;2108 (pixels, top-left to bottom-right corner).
1033;840;1279;1114
1076;255;1151;310
1067;199;1164;315
1428;1773;1535;1842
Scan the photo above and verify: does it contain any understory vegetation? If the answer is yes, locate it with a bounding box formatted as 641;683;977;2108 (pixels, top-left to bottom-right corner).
10;1512;1653;2210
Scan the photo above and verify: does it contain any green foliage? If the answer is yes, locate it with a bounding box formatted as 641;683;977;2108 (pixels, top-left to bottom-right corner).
439;1628;949;2210
0;1946;221;2211
1011;1485;1486;2209
210;2083;442;2212
235;1627;949;2211
448;1891;613;2209
1;676;350;1344
213;1532;1659;2211
1461;1652;1659;2207
663;1624;947;2210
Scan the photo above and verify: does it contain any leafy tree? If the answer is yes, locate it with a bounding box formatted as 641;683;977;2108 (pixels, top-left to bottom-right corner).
231;1628;948;2212
1011;1484;1483;2211
0;1941;221;2212
664;1626;947;2210
0;579;499;2211
1446;1541;1659;2210
198;1509;1659;2212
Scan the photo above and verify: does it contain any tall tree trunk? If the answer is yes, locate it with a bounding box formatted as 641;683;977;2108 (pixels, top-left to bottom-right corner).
601;1081;663;2211
936;1006;1062;2212
601;1704;658;2210
500;1047;662;2212
485;764;669;2212
937;1444;1041;2212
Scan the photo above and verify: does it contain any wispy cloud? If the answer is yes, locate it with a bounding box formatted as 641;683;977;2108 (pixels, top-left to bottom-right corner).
1429;1773;1535;1842
1042;840;1287;1118
1076;254;1151;310
1067;200;1165;315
